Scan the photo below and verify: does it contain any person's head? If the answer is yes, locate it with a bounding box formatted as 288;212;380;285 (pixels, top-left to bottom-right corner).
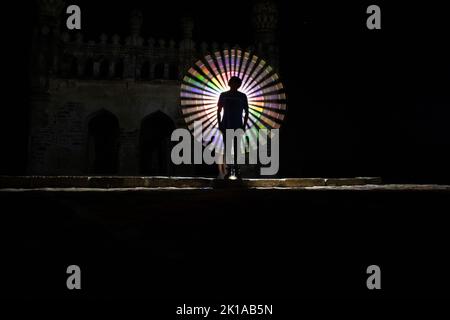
228;76;242;91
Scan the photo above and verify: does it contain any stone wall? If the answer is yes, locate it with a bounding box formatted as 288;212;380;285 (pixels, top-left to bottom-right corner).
29;2;281;176
29;79;182;175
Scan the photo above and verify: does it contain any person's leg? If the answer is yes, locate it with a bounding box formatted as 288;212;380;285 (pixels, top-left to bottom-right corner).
233;135;242;179
219;130;229;179
225;130;236;178
218;145;227;179
217;162;224;179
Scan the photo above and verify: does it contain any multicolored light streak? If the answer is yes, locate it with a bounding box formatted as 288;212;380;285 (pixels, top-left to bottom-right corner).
180;49;287;153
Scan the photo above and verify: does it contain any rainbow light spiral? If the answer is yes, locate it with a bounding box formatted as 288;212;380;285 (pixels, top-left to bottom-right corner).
180;49;287;153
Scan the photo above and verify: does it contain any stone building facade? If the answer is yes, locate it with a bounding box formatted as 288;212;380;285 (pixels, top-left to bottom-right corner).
29;0;279;176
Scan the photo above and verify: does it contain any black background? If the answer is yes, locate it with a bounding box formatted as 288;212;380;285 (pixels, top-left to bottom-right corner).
2;0;449;182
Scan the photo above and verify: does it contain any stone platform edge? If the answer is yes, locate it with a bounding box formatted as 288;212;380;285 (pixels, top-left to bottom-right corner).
0;176;382;189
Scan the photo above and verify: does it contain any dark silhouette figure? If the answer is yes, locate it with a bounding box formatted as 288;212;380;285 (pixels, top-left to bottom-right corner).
217;76;249;179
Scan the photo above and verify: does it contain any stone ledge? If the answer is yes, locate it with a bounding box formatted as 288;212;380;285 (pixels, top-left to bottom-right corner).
0;176;382;189
324;177;382;186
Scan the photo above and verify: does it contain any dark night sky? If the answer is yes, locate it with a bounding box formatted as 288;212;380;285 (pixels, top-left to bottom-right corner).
1;1;449;182
65;0;255;43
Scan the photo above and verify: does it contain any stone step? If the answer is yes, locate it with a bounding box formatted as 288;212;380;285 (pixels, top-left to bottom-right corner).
0;176;382;189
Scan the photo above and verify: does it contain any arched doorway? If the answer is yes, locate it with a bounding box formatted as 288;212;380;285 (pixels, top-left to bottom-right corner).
140;111;175;175
87;110;120;174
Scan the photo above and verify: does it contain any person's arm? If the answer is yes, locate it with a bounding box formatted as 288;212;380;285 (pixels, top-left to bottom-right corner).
243;95;249;129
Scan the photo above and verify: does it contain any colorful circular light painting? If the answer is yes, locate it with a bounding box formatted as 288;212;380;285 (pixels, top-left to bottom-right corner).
180;49;287;153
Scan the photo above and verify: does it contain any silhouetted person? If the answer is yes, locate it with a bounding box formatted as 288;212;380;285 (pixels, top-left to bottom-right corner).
217;76;249;179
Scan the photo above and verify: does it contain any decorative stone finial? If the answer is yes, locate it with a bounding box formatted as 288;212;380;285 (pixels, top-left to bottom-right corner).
37;0;65;18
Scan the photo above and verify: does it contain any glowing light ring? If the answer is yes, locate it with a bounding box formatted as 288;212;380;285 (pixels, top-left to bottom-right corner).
180;49;287;153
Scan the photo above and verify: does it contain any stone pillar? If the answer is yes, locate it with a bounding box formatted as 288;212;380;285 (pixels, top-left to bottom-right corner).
33;0;65;91
135;60;142;79
253;0;278;45
123;55;135;79
179;16;196;73
119;129;139;174
77;58;85;77
109;61;115;78
149;63;155;79
93;61;100;77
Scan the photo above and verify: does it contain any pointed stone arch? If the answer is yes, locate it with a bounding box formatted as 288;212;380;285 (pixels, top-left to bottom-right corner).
69;56;78;77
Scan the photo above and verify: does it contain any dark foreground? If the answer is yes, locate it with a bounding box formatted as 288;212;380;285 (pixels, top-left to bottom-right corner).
1;177;450;300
